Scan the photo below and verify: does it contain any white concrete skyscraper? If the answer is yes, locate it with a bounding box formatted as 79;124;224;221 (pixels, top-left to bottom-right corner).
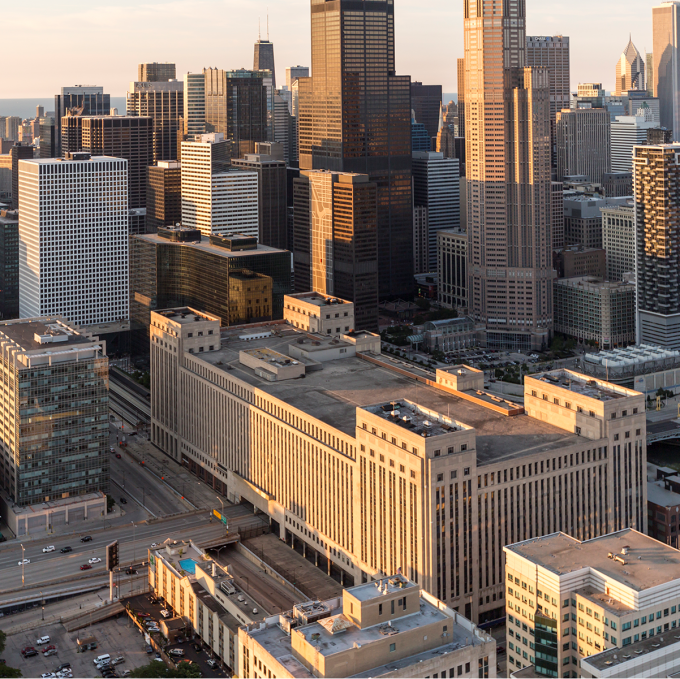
17;153;129;326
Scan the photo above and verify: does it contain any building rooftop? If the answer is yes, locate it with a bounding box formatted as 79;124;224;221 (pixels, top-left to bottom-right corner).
155;308;219;326
194;323;579;463
506;529;680;591
0;318;95;352
286;292;350;309
583;627;680;672
555;276;635;291
584;343;680;370
349;575;419;602
134;232;287;258
647;482;680;508
528;370;635;401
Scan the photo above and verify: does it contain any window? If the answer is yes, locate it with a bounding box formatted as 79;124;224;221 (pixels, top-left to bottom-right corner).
389;643;396;652
379;604;383;615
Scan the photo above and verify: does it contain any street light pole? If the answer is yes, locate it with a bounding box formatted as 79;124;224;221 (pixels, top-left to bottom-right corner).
216;495;227;532
133;522;136;563
41;590;44;620
21;544;25;587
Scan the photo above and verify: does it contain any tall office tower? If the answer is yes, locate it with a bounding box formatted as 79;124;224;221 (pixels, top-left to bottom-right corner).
413;206;428;275
273;94;293;164
61;113;85;156
81;116;153;211
602;203;636;281
552;181;565;249
203;68;268;155
4;117;22;143
615;37;646;95
127;80;183;163
0;317;109;509
412;117;432;152
36;105;44;118
292;176;312;291
138;62;176;82
183;72;206;136
233;152;288;249
457;58;466;141
635;143;680;347
306;171;378;331
298;0;413;299
18;154;129;326
464;0;554;351
54;86;110;157
435;105;456;158
286;66;309;107
411;82;443;140
9;143;33;210
611;114;659;172
254;35;276;90
0;209;19;319
647;52;655;95
556;108;611;183
526;36;571;167
181;133;258;238
412;152;460;271
437;228;467;310
648;126;674;144
654;2;680;136
147;161;182;232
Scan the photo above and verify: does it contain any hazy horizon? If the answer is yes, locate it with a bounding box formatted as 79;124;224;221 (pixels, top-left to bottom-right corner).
2;0;651;99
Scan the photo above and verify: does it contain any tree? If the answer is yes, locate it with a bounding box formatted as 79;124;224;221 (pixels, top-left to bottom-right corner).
0;666;22;678
0;630;5;654
129;661;201;678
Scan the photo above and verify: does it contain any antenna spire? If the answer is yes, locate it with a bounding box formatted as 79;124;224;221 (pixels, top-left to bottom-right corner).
258;17;261;41
267;8;269;40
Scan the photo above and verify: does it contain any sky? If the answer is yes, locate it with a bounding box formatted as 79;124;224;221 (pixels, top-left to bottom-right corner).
2;0;653;98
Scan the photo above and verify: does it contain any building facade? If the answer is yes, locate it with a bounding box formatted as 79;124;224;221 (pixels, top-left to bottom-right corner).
9;143;33;211
611;116;658;172
653;2;680;137
602;204;635;282
505;530;680;678
297;0;413;299
464;0;554;351
53;86;110;158
254;39;276;90
239;574;496;679
138;63;176;82
284;292;355;337
0;209;19;320
553;276;637;349
127;80;183;163
0;317;109;507
552;182;565;249
557;108;612;184
412;152;460;271
437;228;467;312
411;82;443;140
634;143;680;348
615;37;646;95
554;247;607;279
648;482;680;549
413;206;428;275
18;154;129;326
146;160;182;232
150;307;647;625
183;72;206;137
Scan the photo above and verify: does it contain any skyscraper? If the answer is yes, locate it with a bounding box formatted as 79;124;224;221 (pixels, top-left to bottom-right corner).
127;80;183;163
146;161;182;232
653;2;680;136
298;0;413;299
464;0;554;350
286;66;309;103
556;108;611;183
647;51;655;96
411;151;460;271
183;72;206;136
54;86;110;158
611;114;659;172
9;143;33;210
273;94;293;164
138;63;176;82
411;82;443;140
181;134;258;239
456;58;466;141
634;143;680;348
615;37;646;95
254;35;276;91
18;154;129;326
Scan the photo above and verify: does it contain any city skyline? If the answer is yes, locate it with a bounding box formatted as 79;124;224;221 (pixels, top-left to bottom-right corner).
3;0;653;99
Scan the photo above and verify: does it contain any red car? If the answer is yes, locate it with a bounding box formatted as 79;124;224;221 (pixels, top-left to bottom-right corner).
42;645;56;653
137;612;150;618
115;453;121;459
21;647;36;655
80;564;93;570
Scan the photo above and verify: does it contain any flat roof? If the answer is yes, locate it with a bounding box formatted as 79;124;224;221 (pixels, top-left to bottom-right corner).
286;292;350;308
507;529;680;591
349;575;417;602
363;401;472;439
529;370;634;401
648;482;680;508
155;308;220;326
0;319;93;351
194;324;578;463
134;232;287;258
584;628;680;671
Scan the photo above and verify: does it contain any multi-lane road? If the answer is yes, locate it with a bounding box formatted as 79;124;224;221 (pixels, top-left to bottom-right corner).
0;513;232;594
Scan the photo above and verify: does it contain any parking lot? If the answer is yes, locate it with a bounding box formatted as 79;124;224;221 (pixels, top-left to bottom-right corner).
3;615;149;678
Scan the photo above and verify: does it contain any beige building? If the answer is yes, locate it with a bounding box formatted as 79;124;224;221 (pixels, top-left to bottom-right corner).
615;38;646;95
150;305;647;625
557;109;611;184
601;204;635;282
239;574;496;678
505;529;680;678
149;538;260;672
283;292;354;337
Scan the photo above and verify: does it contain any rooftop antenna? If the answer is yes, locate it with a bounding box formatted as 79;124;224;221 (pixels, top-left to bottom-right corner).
267;8;270;40
258;17;261;41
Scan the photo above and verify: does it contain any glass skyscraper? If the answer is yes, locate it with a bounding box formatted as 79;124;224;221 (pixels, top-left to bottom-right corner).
297;0;413;299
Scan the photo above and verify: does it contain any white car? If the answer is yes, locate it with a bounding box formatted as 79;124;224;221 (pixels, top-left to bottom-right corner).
150;542;160;548
42;546;55;553
36;636;50;645
18;558;30;566
88;557;101;564
160;609;170;618
41;674;56;678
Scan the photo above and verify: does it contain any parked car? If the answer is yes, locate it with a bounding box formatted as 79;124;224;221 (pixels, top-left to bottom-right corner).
41;673;56;678
36;636;50;645
119;498;127;504
168;649;184;658
60;546;72;553
80;564;93;570
21;646;37;656
89;557;101;564
150;543;160;548
145;646;153;654
80;536;93;542
110;447;115;453
22;650;38;658
111;657;125;666
207;660;218;669
56;664;71;672
137;612;150;618
42;546;55;553
116;454;121;459
18;559;30;566
44;649;58;657
121;671;132;677
160;609;170;618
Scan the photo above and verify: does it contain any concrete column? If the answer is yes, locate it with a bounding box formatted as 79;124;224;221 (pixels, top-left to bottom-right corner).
340;571;345;586
315;551;319;567
302;542;307;558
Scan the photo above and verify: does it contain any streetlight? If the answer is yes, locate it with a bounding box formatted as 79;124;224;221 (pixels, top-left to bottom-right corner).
41;590;44;620
216;495;228;533
132;522;136;563
21;544;25;587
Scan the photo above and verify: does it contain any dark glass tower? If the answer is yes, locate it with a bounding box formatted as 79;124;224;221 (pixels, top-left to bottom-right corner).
54;86;110;157
298;0;413;299
254;39;276;90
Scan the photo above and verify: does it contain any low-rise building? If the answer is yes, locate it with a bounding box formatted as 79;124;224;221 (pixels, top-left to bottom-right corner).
505;529;680;677
553;277;636;349
239;573;496;678
554;246;607;279
647;483;680;549
149;538;259;673
418;317;477;353
283;292;355;337
601;203;635;282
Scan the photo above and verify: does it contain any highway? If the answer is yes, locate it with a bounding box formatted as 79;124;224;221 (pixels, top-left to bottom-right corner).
0;513;231;594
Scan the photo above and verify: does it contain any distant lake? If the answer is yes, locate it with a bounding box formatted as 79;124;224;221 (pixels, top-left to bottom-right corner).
0;97;127;119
